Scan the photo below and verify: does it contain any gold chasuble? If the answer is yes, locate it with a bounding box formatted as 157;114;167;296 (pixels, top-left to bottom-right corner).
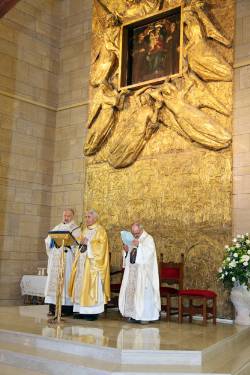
69;223;110;309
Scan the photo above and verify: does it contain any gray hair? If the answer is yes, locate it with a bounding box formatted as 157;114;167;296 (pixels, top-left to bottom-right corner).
131;222;143;230
87;209;99;220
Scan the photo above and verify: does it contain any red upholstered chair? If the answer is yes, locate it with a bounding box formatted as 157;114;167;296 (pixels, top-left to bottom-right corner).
178;289;217;325
159;253;184;320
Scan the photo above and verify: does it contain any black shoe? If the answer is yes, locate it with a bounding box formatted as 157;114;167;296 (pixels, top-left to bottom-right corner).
73;313;82;319
127;317;140;323
82;314;98;321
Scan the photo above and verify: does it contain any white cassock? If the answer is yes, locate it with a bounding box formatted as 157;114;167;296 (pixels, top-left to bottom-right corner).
44;221;80;306
119;230;161;321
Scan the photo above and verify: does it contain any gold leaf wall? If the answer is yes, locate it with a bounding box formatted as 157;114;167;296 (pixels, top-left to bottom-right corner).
84;0;235;317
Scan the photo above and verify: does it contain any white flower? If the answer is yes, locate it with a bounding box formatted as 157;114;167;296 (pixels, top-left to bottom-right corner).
233;238;237;243
225;245;229;249
243;261;249;266
229;259;237;268
232;276;236;282
248;250;250;255
237;234;241;238
227;257;231;261
241;255;250;262
225;271;228;275
246;233;249;236
246;240;250;244
234;252;239;257
218;267;222;273
236;243;241;248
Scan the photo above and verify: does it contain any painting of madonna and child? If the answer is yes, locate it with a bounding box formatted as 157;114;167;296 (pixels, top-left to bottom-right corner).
120;7;181;89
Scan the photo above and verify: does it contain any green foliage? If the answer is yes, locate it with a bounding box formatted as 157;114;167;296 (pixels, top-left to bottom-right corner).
218;233;250;290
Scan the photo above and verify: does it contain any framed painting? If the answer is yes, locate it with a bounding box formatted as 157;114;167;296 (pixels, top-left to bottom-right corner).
119;6;183;90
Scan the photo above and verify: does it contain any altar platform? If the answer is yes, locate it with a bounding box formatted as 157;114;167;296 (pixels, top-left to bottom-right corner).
0;305;249;375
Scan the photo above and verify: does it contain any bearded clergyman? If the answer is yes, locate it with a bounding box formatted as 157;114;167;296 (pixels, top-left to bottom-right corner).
44;208;81;316
69;209;110;320
119;223;161;324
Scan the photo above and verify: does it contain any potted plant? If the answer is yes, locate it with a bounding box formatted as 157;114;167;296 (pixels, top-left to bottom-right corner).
218;233;250;325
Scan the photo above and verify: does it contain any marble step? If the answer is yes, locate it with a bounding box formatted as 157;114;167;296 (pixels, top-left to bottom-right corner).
0;328;249;375
0;329;202;366
0;362;46;375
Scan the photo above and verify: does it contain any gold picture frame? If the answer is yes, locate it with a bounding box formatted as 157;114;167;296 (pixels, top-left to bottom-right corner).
119;6;183;90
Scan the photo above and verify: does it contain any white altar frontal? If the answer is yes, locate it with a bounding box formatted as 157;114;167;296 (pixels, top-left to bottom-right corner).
0;305;249;375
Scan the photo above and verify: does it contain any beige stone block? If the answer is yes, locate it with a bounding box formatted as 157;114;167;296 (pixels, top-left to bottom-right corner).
42;56;59;74
0;38;18;60
35;142;54;161
19;48;43;69
14;188;33;204
3;201;25;215
233;133;250;153
61;159;73;173
5;7;36;31
64;189;82;205
235;42;250;60
51;192;65;206
233;151;250;168
239;66;250;89
235;16;243;44
14;60;30;82
236;0;250;19
70;106;89;123
233;113;250;135
233;104;250;118
32;190;52;205
0;53;15;78
233;192;250;209
62;173;81;185
30;123;55;140
0;185;16;201
15;0;39;18
35;20;60;42
24;204;50;217
0;23;16;43
72;158;84;172
234;165;250;176
56;110;71;127
36;159;53;174
233;174;250;194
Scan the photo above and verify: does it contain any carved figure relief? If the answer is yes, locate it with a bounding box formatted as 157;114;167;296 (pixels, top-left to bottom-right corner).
84;0;233;167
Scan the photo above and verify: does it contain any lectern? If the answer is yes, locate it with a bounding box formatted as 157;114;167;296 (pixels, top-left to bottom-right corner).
48;230;78;323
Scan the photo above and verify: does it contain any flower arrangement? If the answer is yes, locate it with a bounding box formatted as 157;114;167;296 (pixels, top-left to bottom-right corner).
218;233;250;289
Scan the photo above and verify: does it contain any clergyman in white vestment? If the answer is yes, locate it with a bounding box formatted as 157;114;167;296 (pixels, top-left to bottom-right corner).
44;208;81;316
119;223;161;324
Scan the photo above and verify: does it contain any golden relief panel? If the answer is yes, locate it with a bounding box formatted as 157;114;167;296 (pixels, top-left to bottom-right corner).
84;0;234;316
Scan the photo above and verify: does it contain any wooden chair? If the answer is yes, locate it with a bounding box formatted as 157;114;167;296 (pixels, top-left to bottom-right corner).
159;253;184;320
178;289;217;325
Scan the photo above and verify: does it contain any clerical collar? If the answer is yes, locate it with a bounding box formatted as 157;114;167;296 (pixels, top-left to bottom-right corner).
87;223;98;230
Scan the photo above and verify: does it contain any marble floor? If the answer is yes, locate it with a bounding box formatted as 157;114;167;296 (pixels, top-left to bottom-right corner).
0;305;245;351
0;305;250;374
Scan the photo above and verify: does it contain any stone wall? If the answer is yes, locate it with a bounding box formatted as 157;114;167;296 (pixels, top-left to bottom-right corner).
51;0;92;227
0;0;61;305
233;0;250;235
0;0;92;305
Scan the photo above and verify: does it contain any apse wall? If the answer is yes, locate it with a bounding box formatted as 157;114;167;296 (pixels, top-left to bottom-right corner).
0;0;92;305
